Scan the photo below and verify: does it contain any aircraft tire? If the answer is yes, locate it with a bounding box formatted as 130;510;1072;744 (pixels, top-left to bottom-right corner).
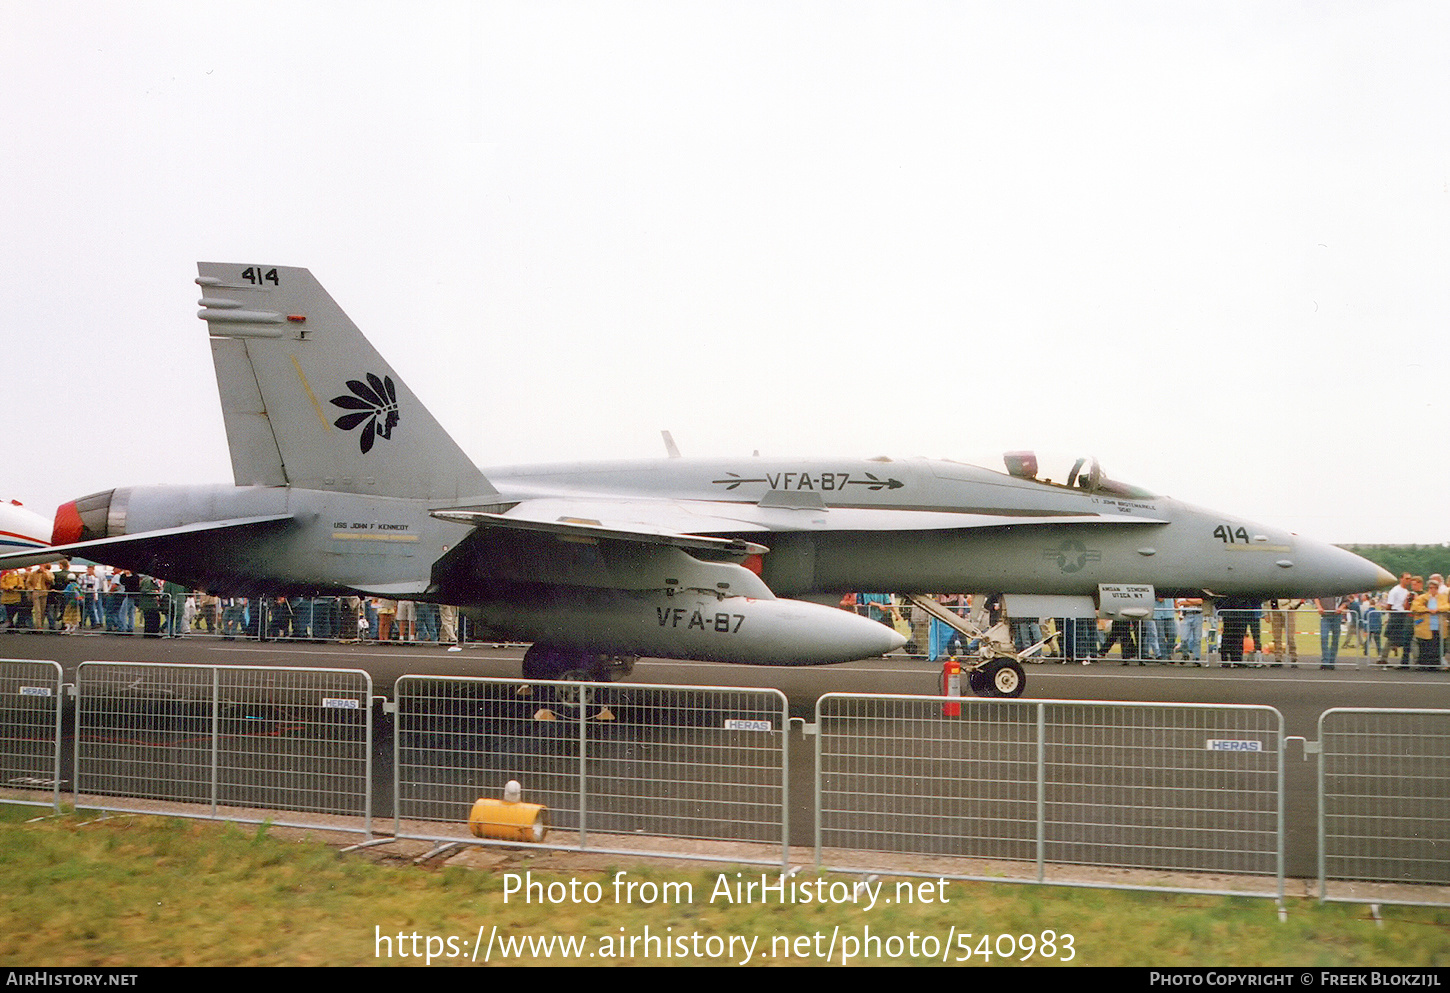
981;659;1026;698
521;644;574;680
967;669;990;696
523;644;617;682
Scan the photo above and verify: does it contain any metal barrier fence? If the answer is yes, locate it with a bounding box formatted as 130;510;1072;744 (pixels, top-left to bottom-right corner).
815;694;1284;897
1318;708;1450;905
0;659;63;811
14;661;1450;903
394;675;790;865
74;662;373;835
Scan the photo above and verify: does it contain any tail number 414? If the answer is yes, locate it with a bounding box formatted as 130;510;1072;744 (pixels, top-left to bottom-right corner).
241;267;280;286
1213;524;1250;544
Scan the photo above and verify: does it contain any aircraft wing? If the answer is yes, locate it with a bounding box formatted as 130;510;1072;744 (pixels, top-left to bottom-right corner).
432;506;770;555
429;501;778;600
0;515;295;571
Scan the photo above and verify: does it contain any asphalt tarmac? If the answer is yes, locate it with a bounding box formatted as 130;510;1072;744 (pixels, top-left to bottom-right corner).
5;630;1448;881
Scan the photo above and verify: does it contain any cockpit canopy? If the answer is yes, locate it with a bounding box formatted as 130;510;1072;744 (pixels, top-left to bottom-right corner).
1002;451;1157;499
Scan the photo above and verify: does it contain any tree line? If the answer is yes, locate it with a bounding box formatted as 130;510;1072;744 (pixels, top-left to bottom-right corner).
1339;544;1450;582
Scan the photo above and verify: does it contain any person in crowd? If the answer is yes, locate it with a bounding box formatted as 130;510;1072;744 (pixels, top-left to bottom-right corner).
28;564;53;631
1218;600;1252;667
118;570;140;634
289;596;310;640
1341;594;1363;651
1363;594;1384;658
1432;575;1449;667
1315;595;1348;669
1379;573;1414;666
162;579;188;636
928;594;968;660
46;561;72;630
417;600;440;642
1;568;25;630
376;599;397;642
1153;597;1179;661
138;575;164;637
856;593;893;625
1411;577;1447;671
319;598;340;641
102;571;122;631
395;599;416;642
1056;614;1100;663
1018;612;1045;657
339;597;360;642
1176;597;1204;663
80;565;104;630
1266;598;1300;667
1140;609;1161;660
196;591;219;634
221;597;247;639
60;572;82;633
267;596;293;640
1100;617;1139;663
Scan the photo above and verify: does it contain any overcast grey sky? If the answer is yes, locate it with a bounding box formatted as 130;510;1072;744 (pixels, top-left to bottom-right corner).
2;1;1446;543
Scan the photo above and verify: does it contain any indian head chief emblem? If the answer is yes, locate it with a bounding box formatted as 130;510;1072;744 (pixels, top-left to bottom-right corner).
330;374;400;454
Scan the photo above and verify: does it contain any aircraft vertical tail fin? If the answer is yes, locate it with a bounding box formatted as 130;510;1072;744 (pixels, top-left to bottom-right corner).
197;263;497;502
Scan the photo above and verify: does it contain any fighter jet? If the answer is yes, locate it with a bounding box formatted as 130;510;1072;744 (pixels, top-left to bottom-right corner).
2;263;1393;694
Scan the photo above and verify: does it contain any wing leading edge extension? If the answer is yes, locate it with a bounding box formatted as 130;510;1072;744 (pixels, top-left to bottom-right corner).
0;515;295;571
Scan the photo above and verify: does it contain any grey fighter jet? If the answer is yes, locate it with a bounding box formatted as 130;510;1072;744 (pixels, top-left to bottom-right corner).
5;264;1393;693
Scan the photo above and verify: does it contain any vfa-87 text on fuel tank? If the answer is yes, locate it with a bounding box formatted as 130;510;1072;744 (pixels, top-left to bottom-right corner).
657;606;746;633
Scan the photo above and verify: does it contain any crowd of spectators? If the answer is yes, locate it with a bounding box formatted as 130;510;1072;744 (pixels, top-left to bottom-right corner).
0;562;471;644
846;580;1448;670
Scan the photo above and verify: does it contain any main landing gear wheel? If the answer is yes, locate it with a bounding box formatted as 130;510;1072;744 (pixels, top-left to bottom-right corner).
978;658;1025;698
521;645;619;720
604;655;637;680
522;644;577;680
554;671;594;709
522;644;632;683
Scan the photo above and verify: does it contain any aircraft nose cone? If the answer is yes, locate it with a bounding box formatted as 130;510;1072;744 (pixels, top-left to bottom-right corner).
1286;539;1394;597
1342;550;1396;592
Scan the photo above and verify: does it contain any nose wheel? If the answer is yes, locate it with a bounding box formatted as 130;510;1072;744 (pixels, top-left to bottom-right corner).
971;658;1025;698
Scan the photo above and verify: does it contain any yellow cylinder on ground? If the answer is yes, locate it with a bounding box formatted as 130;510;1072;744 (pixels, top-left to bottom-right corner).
469;798;548;843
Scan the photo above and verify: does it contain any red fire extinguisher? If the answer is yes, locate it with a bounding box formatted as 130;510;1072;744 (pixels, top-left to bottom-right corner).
942;658;961;717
